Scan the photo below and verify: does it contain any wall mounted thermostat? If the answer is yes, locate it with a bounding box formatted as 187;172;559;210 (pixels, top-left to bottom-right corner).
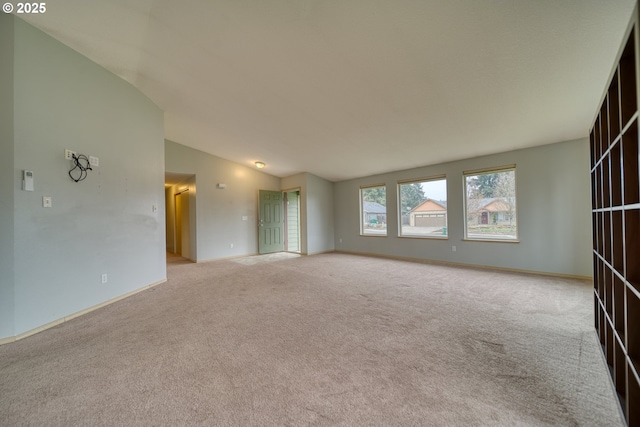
23;170;34;191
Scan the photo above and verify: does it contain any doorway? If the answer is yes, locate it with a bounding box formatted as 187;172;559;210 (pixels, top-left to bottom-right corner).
284;190;300;253
480;212;488;225
165;172;196;261
258;190;284;254
258;189;301;254
174;189;190;258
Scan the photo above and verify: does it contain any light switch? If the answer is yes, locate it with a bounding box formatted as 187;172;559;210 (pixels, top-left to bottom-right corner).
43;196;52;208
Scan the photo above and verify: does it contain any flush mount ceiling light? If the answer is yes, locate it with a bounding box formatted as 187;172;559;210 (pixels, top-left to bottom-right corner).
255;161;265;169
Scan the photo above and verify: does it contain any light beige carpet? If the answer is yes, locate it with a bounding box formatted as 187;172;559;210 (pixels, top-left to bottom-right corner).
0;253;624;426
231;252;301;265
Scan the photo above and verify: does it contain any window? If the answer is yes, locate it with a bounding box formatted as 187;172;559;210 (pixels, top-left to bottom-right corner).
464;166;517;241
398;177;447;238
360;185;387;236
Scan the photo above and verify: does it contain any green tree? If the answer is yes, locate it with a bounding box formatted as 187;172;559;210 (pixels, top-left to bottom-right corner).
468;173;499;198
362;187;386;206
400;183;426;213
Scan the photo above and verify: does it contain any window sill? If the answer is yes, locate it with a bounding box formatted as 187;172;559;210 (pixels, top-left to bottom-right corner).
398;235;448;240
463;238;520;243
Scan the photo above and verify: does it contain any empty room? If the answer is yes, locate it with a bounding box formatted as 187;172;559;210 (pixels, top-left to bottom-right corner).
1;1;639;425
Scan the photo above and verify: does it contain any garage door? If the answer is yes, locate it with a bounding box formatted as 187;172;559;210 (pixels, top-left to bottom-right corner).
415;214;446;227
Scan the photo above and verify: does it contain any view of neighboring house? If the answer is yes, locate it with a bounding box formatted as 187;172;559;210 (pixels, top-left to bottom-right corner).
467;198;515;225
408;199;447;227
362;201;387;228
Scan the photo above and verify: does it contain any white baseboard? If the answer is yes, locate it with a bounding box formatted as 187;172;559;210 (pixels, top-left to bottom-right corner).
0;278;167;346
334;250;591;281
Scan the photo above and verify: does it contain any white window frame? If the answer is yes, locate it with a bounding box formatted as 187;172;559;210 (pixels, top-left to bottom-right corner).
360;184;387;237
463;165;519;242
397;175;448;239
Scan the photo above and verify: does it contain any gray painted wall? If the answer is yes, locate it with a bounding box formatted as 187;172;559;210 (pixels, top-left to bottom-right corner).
163;148;336;260
165;140;281;261
0;15;593;341
0;15;15;339
281;173;335;255
4;17;166;338
307;173;335;254
334;138;593;277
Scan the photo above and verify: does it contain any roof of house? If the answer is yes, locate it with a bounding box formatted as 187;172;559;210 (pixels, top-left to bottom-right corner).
362;201;387;214
409;199;447;213
469;198;515;213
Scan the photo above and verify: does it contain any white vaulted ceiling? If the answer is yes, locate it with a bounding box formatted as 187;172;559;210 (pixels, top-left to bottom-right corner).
19;0;637;181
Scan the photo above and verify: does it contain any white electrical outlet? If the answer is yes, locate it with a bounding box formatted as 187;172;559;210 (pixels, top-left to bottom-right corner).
64;149;76;160
89;156;99;166
101;273;108;284
452;246;457;252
